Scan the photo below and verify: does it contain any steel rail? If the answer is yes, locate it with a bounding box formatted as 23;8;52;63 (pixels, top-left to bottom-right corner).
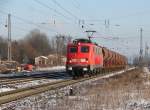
0;74;101;105
0;78;46;85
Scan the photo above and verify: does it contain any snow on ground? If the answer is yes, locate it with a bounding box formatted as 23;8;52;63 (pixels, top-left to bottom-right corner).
88;67;136;82
0;66;66;78
14;79;63;89
36;66;65;71
127;99;150;110
123;67;150;110
0;67;138;110
0;79;64;93
0;66;69;93
143;67;150;86
143;67;150;74
0;85;15;92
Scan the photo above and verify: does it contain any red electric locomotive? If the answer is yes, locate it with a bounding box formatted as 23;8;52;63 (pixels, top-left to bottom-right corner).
66;39;103;77
66;38;127;78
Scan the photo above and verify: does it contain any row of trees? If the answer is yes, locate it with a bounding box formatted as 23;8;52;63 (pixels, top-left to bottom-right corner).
0;29;71;64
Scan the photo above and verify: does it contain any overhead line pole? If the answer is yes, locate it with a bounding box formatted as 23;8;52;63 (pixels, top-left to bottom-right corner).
7;14;12;61
139;28;143;66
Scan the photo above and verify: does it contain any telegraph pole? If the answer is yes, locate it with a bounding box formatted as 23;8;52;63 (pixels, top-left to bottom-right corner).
145;42;149;66
7;14;12;61
139;28;143;66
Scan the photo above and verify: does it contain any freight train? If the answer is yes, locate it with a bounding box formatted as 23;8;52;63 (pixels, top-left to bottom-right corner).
66;38;127;78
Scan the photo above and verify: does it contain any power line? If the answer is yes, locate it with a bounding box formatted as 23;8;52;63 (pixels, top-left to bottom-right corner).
0;8;85;37
34;0;72;21
34;0;84;33
51;0;93;30
71;0;80;9
0;10;59;34
51;0;79;20
13;25;32;33
34;0;92;34
13;15;60;34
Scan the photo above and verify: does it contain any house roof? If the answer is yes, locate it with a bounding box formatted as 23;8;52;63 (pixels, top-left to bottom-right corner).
35;56;48;59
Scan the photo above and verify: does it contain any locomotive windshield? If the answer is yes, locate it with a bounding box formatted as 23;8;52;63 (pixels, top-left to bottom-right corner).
81;46;89;53
69;47;77;53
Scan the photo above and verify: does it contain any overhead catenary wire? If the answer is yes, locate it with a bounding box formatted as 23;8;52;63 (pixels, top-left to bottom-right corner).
51;0;79;20
0;6;84;37
34;0;93;35
0;1;83;35
34;0;72;21
50;0;92;30
71;0;80;9
34;0;88;33
0;10;59;34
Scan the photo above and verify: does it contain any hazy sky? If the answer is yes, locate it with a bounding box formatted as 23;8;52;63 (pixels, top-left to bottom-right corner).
0;0;150;59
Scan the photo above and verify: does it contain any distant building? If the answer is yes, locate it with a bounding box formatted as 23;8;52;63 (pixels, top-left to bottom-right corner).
47;54;66;66
35;54;66;67
35;56;48;66
47;54;58;66
61;56;67;64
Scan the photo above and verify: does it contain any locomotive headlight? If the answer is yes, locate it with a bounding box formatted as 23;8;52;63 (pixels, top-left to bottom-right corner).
83;68;88;71
69;60;72;63
69;59;76;63
68;67;72;70
80;58;86;62
80;58;88;63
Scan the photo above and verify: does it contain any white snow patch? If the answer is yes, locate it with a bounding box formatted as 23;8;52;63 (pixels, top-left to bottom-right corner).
127;99;150;110
99;67;136;79
143;67;150;74
144;81;150;86
0;66;66;78
143;67;150;86
0;79;64;93
11;79;63;89
0;85;15;92
36;66;65;71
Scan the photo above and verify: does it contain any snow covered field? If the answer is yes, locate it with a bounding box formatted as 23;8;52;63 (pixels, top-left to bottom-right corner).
0;67;141;110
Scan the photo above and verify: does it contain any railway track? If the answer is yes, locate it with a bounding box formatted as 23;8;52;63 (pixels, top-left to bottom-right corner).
0;67;136;105
0;71;70;85
0;78;45;85
0;73;105;105
0;70;67;79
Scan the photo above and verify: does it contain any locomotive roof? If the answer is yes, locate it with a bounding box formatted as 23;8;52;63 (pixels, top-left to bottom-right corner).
69;38;126;59
73;38;92;43
73;38;98;45
69;38;103;48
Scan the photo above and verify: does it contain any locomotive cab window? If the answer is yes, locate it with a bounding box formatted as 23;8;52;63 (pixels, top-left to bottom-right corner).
69;47;77;53
81;46;89;53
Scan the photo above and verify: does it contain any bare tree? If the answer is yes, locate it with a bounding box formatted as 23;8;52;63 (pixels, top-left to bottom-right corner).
0;36;7;60
25;29;52;56
0;30;72;65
